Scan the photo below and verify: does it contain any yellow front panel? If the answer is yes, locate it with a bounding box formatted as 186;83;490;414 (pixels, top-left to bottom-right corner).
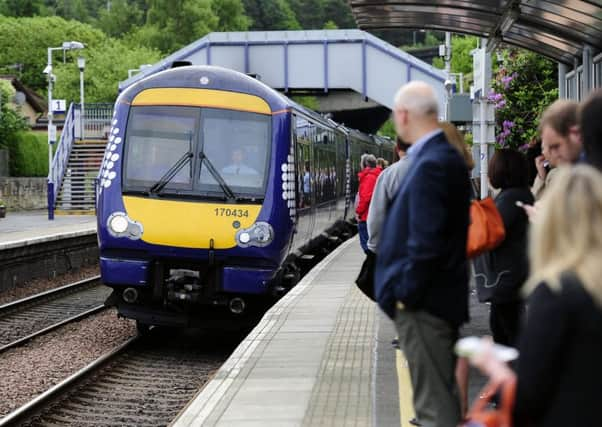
131;88;271;115
123;196;262;249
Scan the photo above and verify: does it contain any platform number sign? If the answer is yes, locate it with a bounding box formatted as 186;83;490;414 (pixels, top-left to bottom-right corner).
51;99;67;113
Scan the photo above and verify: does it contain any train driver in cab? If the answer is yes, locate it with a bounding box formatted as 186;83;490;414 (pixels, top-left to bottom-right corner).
221;148;259;176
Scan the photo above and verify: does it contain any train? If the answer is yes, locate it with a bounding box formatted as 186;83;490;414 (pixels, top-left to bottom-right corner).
96;65;395;331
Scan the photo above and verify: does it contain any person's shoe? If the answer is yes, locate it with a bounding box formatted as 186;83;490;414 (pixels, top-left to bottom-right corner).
391;338;400;349
409;418;422;426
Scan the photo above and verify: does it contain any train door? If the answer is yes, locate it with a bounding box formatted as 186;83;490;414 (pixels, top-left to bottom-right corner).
290;114;314;251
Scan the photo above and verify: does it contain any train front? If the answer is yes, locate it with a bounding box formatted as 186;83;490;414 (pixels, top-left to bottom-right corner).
96;66;295;328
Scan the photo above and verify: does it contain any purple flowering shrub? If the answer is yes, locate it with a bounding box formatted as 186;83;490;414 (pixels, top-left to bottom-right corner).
490;49;558;150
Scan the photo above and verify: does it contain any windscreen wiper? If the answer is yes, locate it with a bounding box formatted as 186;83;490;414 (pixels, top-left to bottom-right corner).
198;151;237;201
149;152;194;195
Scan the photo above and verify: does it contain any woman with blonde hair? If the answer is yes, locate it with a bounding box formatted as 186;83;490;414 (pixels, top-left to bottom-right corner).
440;121;475;170
471;165;602;426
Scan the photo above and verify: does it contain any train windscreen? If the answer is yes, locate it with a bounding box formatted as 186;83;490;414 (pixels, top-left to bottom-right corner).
122;106;271;200
199;108;271;198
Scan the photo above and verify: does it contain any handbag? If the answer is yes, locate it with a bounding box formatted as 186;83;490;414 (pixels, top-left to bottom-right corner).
355;250;376;301
462;378;516;427
467;197;505;259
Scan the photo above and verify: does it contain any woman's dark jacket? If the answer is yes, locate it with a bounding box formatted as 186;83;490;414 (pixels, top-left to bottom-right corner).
474;187;534;303
514;273;602;426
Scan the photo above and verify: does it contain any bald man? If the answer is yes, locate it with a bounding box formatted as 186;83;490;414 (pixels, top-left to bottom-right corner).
375;82;470;427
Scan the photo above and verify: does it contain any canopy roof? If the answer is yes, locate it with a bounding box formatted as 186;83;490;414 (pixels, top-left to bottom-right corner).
349;1;602;64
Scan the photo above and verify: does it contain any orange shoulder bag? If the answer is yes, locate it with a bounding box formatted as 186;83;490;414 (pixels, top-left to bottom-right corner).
462;378;516;427
467;197;505;259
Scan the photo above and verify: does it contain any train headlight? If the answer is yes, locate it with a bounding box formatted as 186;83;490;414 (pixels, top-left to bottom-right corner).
109;214;129;234
107;212;143;240
235;222;274;248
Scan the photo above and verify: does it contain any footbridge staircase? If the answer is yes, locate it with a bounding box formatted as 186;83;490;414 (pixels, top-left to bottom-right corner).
47;103;112;217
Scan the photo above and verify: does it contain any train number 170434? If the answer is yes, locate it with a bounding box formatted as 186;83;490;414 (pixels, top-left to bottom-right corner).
214;208;250;218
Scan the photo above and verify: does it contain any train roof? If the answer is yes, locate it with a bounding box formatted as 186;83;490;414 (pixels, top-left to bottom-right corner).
118;65;333;127
116;65;378;143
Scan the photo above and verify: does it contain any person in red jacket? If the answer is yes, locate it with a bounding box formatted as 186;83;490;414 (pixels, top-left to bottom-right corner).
356;153;381;253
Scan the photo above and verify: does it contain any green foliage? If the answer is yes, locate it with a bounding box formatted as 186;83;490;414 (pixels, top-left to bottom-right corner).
212;0;251;31
127;0;218;53
491;49;558;150
54;38;161;102
243;0;300;30
323;20;337;29
401;31;442;50
289;0;324;29
96;0;144;37
377;119;396;139
323;0;355;28
291;95;319;110
0;15;107;91
0;80;29;154
6;131;48;176
432;35;477;76
0;0;45;16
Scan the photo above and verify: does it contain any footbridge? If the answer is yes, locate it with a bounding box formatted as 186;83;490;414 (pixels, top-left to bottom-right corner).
119;30;446;132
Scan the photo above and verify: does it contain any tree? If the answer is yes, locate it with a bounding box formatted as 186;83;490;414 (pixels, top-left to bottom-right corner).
323;0;355;29
211;0;251;31
432;35;478;76
53;38;161;102
0;16;107;91
127;0;218;52
243;0;300;30
323;20;337;29
489;49;558;150
289;0;324;29
0;0;45;16
96;0;144;37
0;80;28;152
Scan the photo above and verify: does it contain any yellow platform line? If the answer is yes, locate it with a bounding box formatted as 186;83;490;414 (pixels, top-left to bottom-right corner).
396;349;416;427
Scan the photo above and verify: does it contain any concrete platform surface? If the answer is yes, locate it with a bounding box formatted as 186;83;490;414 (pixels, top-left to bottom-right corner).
0;210;96;250
172;237;488;427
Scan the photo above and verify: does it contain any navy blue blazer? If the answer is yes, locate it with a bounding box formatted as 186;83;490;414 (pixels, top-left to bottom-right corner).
375;132;471;327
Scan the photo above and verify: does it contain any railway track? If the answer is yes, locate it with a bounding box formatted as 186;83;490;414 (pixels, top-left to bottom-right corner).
1;329;236;427
0;276;110;353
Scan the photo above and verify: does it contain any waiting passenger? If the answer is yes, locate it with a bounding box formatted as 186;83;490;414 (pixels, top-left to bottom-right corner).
474;150;533;347
580;89;602;171
470;165;602;427
303;162;311;206
532;100;581;199
221;148;259;175
356;153;380;253
376;81;470;427
439;121;474;417
439;122;475;171
366;138;411;254
376;157;387;170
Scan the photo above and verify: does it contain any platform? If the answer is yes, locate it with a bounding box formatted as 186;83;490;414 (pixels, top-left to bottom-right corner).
0;210;96;251
173;237;488;427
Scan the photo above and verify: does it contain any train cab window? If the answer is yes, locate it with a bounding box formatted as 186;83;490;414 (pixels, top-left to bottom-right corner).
123;106;199;192
199;108;271;198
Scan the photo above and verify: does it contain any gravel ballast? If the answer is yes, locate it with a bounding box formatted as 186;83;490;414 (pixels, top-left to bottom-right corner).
0;265;100;306
0;309;135;417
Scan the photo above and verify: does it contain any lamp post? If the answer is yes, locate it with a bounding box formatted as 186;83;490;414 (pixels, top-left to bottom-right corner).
46;41;85;220
77;56;86;140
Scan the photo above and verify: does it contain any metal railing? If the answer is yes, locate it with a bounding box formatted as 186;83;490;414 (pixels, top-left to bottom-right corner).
47;103;75;219
74;103;113;140
47;102;113;218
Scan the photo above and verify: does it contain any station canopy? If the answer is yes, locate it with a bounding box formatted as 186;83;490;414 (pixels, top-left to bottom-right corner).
349;1;602;64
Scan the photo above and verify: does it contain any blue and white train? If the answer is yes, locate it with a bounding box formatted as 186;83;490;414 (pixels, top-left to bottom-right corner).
96;65;394;329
